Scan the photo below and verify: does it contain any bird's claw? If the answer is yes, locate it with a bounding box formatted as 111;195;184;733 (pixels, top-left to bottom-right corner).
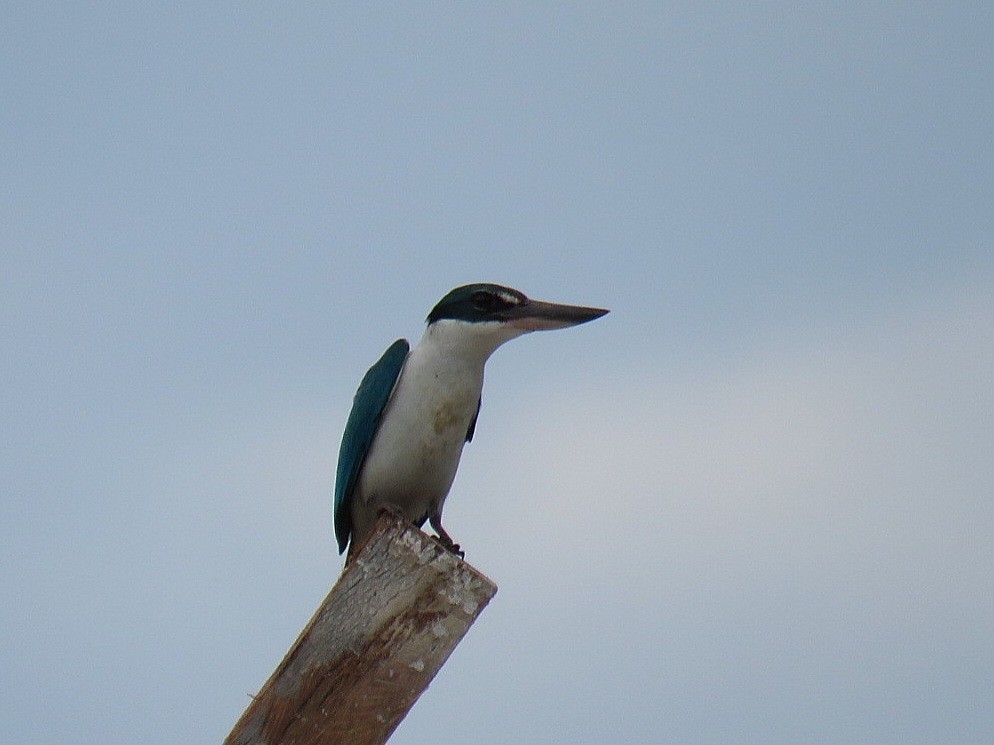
434;534;465;559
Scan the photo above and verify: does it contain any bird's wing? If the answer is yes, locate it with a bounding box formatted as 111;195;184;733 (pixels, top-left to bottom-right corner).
465;396;482;442
333;338;410;554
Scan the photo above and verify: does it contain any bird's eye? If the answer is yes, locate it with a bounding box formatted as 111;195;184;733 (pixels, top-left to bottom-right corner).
470;289;522;314
471;291;497;312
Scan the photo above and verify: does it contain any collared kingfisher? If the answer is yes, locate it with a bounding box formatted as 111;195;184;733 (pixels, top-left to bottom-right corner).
333;283;608;562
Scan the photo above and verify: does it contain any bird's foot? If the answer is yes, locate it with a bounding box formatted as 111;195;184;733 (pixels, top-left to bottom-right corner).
437;539;465;559
433;528;465;559
428;512;465;558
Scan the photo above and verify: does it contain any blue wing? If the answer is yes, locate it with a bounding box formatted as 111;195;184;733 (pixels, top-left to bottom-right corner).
333;339;410;554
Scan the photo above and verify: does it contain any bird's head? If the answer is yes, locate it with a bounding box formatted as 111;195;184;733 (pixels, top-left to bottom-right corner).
423;283;608;357
427;283;608;331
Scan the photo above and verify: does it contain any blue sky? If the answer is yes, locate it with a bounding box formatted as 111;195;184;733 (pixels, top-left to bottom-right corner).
3;3;992;743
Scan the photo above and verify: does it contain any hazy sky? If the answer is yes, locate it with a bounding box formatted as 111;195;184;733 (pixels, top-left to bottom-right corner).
3;3;992;744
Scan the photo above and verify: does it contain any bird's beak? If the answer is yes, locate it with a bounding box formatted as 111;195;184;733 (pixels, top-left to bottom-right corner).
505;298;610;332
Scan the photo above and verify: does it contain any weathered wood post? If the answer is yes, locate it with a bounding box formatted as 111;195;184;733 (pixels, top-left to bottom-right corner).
225;514;498;745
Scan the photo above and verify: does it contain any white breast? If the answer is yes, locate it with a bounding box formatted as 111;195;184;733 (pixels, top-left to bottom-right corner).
355;319;525;524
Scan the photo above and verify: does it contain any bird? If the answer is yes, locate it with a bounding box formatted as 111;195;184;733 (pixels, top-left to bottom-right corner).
333;282;609;563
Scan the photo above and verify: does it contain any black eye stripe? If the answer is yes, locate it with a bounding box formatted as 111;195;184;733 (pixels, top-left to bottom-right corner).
426;284;529;324
471;291;494;310
471;291;520;312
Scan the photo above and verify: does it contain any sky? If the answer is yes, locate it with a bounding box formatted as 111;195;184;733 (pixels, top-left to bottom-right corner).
2;3;993;744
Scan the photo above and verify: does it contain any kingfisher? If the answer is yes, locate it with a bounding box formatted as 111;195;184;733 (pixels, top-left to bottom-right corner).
333;282;608;562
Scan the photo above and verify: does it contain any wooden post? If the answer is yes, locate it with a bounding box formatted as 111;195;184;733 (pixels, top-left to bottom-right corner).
225;515;498;745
